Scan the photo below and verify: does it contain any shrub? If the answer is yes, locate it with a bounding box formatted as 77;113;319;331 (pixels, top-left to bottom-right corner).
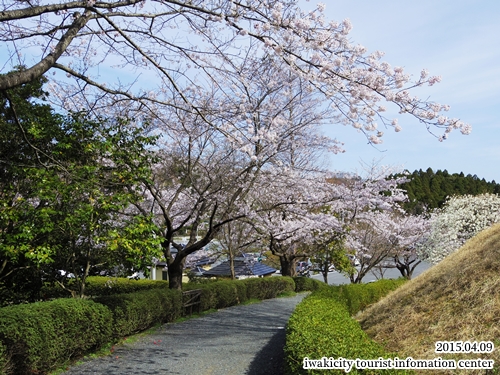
243;277;295;300
184;277;295;311
0;342;10;375
94;288;182;338
0;299;112;374
309;278;407;316
284;279;409;375
292;277;326;292
184;280;247;310
41;276;169;299
212;281;248;308
338;279;407;315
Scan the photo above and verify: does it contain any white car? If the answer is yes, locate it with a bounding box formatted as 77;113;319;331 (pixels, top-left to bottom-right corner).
347;254;361;266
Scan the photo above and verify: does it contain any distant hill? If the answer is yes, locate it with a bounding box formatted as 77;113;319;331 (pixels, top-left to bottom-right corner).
357;223;500;373
397;168;500;213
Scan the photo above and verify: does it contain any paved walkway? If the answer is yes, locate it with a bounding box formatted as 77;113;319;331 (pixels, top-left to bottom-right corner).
61;294;307;375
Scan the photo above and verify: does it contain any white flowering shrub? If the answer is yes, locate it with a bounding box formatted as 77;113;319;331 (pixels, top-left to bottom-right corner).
419;193;500;264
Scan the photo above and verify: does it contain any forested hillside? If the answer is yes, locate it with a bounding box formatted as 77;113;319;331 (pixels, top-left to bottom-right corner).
398;168;500;213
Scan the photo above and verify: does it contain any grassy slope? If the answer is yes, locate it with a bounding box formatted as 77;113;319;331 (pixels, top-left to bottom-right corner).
357;223;500;374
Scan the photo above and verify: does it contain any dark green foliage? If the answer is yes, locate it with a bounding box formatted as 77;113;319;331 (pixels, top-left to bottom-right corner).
184;280;248;310
243;277;295;300
94;288;182;339
398;169;500;213
0;73;161;303
0;342;9;375
0;299;112;374
184;277;295;310
0;268;45;308
284;279;409;375
183;281;242;310
292;277;326;292
41;276;170;299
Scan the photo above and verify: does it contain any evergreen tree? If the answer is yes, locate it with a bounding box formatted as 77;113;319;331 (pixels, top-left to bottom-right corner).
397;169;500;213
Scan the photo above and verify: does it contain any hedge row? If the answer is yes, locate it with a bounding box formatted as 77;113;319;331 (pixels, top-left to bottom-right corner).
317;278;407;316
94;288;183;339
1;276;311;374
183;276;296;311
41;276;170;299
292;277;326;292
0;343;9;375
284;279;410;375
0;299;112;375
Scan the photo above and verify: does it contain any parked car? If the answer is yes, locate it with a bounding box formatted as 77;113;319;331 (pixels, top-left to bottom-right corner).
296;261;312;277
347;254;361;266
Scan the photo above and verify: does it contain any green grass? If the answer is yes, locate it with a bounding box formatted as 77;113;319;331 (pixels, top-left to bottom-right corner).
277;290;297;298
172;308;219;324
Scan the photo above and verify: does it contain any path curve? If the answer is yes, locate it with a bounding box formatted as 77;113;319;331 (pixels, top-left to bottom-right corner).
61;293;307;375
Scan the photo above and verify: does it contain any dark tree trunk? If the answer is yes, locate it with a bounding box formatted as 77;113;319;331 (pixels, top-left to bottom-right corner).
394;256;421;280
279;255;297;277
321;264;329;284
168;257;186;290
229;251;235;280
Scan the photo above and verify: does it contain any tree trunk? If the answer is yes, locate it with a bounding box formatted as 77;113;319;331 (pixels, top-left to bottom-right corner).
229;250;236;279
279;255;297;277
168;258;185;290
349;270;364;284
395;257;421;280
321;265;329;284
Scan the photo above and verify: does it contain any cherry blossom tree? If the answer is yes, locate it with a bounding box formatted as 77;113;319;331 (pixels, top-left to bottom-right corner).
1;0;470;146
253;179;341;277
418;193;500;264
215;220;259;279
251;166;409;279
326;166;423;283
390;213;429;279
130;52;344;289
1;0;473;291
355;211;429;281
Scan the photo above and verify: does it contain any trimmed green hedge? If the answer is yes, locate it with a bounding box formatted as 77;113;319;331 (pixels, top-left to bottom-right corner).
42;276;170;299
243;277;295;299
94;288;182;338
0;275;307;374
184;276;296;311
0;342;9;375
315;279;407;316
292;277;326;292
0;299;112;375
284;279;410;375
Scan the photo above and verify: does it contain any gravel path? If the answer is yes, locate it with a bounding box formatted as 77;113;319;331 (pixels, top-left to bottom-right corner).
61;293;307;375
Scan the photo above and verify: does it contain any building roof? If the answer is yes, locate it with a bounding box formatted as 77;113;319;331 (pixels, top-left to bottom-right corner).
202;260;276;277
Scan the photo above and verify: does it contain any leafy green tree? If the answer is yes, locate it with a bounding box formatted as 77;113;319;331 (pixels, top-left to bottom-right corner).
309;231;354;284
39;114;162;297
0;74;161;302
0;73;63;301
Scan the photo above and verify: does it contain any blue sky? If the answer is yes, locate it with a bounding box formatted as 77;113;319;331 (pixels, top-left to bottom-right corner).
309;0;500;182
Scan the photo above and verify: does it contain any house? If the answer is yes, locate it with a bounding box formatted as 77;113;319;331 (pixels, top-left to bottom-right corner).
202;259;277;279
150;261;169;281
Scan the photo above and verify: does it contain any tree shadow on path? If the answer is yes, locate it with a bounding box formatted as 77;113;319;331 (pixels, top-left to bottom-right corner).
247;328;287;375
